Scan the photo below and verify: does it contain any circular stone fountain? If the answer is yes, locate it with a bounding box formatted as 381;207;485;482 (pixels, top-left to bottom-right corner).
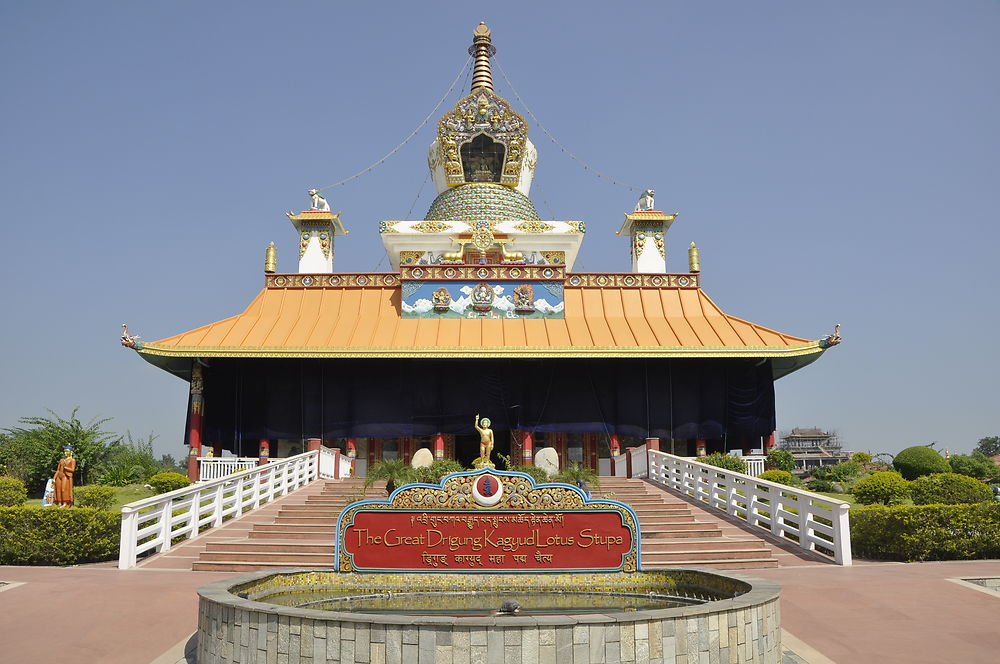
197;568;781;663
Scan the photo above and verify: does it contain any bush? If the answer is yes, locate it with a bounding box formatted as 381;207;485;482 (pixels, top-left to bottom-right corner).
805;479;836;493
410;460;465;484
810;466;832;480
851;452;873;465
949;453;999;480
75;485;117;510
909;473;992;505
510;464;550;484
0;477;28;507
828;461;864;483
766;450;795;472
893;445;950;480
851;471;910;505
851;503;1000;561
148;472;191;495
701;453;748;475
0;506;120;565
758;470;797;487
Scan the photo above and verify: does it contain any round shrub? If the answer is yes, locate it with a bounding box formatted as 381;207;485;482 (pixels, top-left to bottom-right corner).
758;469;797;486
148;472;191;495
805;479;836;493
75;485;116;510
909;473;992;505
893;446;950;480
766;450;795;472
0;477;28;507
701;453;748;475
852;471;910;505
851;452;873;465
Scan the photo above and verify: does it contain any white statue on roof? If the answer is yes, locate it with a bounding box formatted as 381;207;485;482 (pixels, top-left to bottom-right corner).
635;189;656;211
308;189;330;212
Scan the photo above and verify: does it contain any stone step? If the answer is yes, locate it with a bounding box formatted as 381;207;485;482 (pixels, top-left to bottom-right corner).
205;541;331;554
642;558;779;570
198;550;335;564
249;530;333;540
192;560;331;572
641;539;764;553
641;527;723;539
641;547;771;562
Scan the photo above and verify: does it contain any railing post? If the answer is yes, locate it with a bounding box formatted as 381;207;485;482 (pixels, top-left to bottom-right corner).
158;501;174;553
212;484;224;527
118;508;139;569
833;503;853;565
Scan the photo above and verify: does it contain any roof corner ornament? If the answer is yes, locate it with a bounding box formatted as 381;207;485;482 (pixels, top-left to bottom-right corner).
820;323;842;348
120;323;142;350
635;189;656;212
308;189;331;212
688;242;701;273
264;241;277;274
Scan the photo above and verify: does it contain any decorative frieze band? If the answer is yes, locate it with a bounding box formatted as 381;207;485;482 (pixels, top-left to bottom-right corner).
266;273;400;289
401;265;565;281
565;273;699;288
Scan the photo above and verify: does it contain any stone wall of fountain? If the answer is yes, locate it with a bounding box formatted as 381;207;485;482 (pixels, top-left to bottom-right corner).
197;569;781;663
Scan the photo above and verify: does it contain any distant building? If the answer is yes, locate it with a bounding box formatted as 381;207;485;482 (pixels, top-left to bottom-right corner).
779;428;851;472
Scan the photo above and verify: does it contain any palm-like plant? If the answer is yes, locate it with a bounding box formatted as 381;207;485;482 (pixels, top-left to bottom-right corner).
554;463;601;496
364;459;417;496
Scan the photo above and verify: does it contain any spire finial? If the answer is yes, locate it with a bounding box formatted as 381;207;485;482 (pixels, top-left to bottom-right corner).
468;22;496;93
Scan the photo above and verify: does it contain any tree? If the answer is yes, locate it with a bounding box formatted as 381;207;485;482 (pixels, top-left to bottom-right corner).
949;452;999;480
973;436;1000;458
766;449;795;472
0;408;120;493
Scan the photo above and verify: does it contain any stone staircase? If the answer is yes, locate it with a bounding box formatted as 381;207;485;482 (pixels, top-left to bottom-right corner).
187;477;792;572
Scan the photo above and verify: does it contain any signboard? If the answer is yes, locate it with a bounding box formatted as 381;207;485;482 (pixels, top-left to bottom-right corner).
336;469;640;573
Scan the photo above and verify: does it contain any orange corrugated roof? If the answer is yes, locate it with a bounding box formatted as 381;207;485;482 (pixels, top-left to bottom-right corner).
136;285;825;362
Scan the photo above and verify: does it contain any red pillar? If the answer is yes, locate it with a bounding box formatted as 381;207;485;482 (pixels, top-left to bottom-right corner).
645;437;660;452
520;430;534;466
695;439;707;458
307;438;322;453
346;437;357;460
258;439;270;466
741;435;751;456
433;433;445;461
401;437;412;465
765;432;776;450
609;434;621;457
186;363;204;482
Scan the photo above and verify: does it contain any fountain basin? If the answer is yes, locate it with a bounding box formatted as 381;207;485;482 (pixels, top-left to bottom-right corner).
197;568;781;663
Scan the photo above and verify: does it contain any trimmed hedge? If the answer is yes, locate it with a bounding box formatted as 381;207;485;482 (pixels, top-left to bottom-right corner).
758;470;797;487
0;477;28;506
909;473;992;505
702;453;748;475
851;503;1000;561
893;445;950;480
0;506;120;565
852;471;910;505
75;484;117;510
148;471;190;494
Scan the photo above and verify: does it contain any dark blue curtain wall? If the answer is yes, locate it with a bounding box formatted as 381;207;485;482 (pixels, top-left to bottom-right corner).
191;357;775;450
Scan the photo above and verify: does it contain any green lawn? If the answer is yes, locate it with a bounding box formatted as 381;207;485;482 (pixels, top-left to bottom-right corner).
25;484;154;510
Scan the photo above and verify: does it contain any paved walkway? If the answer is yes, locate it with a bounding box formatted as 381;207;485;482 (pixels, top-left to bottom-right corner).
2;558;1000;662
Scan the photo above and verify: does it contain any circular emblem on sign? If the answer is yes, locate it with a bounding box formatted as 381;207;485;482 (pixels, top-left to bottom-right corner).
411;267;424;278
357;275;368;285
471;474;503;507
329;275;341;286
274;276;287;286
597;275;609;286
509;267;522;278
444;267;457;279
383;275;397;286
678;276;689;286
569;275;582;286
651;275;664;287
302;276;313;286
623;275;636;286
477;267;490;279
542;267;555;278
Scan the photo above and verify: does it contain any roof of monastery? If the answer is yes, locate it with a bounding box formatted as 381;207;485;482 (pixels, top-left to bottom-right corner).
134;277;832;380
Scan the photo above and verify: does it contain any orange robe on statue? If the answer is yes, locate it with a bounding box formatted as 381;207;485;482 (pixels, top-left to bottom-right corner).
53;456;76;506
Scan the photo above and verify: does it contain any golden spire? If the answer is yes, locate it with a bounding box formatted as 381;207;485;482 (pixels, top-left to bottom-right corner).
688;242;701;273
264;241;277;274
469;22;496;93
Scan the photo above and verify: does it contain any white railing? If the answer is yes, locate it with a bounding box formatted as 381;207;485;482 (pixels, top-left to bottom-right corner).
198;457;259;481
118;452;317;569
629;445;648;478
647;449;852;565
744;456;766;477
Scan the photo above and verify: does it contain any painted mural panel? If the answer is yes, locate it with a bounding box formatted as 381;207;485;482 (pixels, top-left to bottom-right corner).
401;280;564;319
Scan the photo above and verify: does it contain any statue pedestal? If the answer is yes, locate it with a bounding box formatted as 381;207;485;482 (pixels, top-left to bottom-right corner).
472;458;495;470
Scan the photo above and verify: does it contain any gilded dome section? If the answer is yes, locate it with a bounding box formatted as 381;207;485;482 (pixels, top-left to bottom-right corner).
425;183;540;222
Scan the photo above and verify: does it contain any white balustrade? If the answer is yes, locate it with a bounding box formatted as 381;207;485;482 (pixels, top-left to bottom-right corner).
644;448;852;565
318;446;337;479
198;457;259;481
118;452;318;569
629;445;648;478
744;456;766;477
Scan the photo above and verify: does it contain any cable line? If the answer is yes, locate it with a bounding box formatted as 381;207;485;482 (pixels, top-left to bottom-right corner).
317;56;472;192
495;58;643;192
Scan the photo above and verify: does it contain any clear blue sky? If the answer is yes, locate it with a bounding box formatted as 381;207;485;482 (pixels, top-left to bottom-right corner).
1;1;997;459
